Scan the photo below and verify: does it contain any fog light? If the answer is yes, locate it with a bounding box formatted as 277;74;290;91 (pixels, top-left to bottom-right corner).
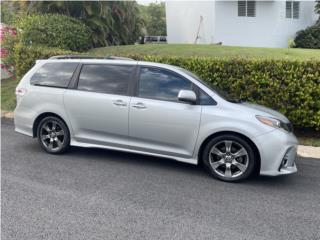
279;151;290;171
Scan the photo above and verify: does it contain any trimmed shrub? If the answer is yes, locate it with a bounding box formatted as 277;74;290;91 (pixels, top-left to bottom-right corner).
14;44;75;79
17;14;91;52
13;48;320;129
130;55;320;130
295;21;320;49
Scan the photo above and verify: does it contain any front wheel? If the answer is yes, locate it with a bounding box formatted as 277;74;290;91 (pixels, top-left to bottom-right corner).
202;134;257;182
37;116;70;154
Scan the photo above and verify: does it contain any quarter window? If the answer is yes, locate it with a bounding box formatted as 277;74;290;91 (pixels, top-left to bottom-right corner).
286;0;300;19
30;62;78;88
77;64;134;95
138;67;192;102
198;88;216;105
238;0;256;17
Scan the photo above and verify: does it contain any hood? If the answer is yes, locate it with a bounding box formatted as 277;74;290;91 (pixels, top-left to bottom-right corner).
240;102;289;123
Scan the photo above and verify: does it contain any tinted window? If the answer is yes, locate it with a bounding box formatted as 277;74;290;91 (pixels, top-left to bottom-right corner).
30;62;78;88
198;88;216;105
77;64;133;95
138;67;192;102
178;67;235;103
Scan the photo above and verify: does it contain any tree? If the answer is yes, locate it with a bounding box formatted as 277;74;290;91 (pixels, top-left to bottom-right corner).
294;0;320;48
108;1;144;45
26;1;113;47
140;2;166;36
295;21;320;49
6;1;143;47
316;0;320;15
0;1;29;25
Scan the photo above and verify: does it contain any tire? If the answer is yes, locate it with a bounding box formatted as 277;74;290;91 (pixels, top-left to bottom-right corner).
37;116;70;154
202;134;256;182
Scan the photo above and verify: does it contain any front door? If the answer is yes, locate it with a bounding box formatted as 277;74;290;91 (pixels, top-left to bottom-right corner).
128;66;202;158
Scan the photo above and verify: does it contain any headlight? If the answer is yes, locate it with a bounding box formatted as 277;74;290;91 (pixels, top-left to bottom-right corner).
256;115;292;132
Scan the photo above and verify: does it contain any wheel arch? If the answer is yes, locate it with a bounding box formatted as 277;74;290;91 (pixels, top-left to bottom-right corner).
197;131;261;174
32;112;69;138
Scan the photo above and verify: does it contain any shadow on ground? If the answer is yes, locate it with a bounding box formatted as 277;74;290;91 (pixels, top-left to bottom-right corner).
59;144;295;186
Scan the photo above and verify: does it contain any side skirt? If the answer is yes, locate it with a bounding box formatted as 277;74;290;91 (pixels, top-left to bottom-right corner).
70;139;198;165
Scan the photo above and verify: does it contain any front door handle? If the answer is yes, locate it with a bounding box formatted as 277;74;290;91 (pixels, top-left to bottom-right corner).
113;100;127;107
132;102;146;109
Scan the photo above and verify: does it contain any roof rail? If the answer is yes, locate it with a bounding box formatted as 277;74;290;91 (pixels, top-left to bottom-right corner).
49;55;134;61
49;55;97;59
106;55;134;61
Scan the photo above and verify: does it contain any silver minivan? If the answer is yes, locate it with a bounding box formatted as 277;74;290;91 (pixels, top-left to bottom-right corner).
14;56;298;182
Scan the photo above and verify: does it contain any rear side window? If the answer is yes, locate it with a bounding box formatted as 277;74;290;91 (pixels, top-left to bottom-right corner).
77;64;133;95
30;62;78;88
138;67;192;102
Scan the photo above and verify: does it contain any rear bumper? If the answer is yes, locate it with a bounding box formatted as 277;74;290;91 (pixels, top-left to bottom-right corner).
14;109;34;137
253;129;298;176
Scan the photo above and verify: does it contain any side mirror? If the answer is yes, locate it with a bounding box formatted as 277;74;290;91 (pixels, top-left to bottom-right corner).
178;90;197;104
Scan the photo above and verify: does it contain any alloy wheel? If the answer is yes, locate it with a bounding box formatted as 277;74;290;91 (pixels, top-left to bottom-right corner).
209;140;249;178
40;120;65;151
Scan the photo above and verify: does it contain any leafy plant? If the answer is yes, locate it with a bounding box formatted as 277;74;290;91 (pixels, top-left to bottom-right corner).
1;25;18;77
16;14;91;52
140;2;166;36
288;39;296;48
24;1;143;47
294;21;320;49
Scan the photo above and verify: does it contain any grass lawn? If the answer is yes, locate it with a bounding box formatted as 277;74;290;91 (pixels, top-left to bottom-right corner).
298;137;320;147
1;77;19;112
295;128;320;147
89;44;320;60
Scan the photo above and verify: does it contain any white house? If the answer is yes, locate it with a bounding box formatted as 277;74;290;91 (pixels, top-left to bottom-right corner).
166;0;318;48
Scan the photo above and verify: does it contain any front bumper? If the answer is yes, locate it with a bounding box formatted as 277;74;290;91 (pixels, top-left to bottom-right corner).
253;129;298;176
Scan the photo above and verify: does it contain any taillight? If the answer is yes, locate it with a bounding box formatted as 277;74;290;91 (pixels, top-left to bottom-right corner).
16;88;28;96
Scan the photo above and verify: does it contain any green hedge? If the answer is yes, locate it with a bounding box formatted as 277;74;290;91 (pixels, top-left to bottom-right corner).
17;14;92;52
131;56;320;130
14;44;75;79
14;48;320;130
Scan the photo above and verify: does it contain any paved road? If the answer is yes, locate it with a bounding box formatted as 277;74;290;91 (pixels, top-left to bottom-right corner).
1;119;320;240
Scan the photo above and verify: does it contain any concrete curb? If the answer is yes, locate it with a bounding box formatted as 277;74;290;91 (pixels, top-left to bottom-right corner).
298;145;320;159
1;111;319;159
1;111;14;119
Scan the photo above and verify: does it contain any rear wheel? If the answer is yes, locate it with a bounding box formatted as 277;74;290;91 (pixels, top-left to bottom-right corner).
37;116;70;154
202;134;256;182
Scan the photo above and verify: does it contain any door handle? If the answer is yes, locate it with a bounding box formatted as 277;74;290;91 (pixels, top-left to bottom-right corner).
113;100;127;107
132;102;146;109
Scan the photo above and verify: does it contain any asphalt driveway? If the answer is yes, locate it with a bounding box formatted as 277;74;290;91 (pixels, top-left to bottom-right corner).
1;119;320;240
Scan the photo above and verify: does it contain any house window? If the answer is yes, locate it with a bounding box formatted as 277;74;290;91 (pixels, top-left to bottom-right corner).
238;0;256;17
286;0;300;19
